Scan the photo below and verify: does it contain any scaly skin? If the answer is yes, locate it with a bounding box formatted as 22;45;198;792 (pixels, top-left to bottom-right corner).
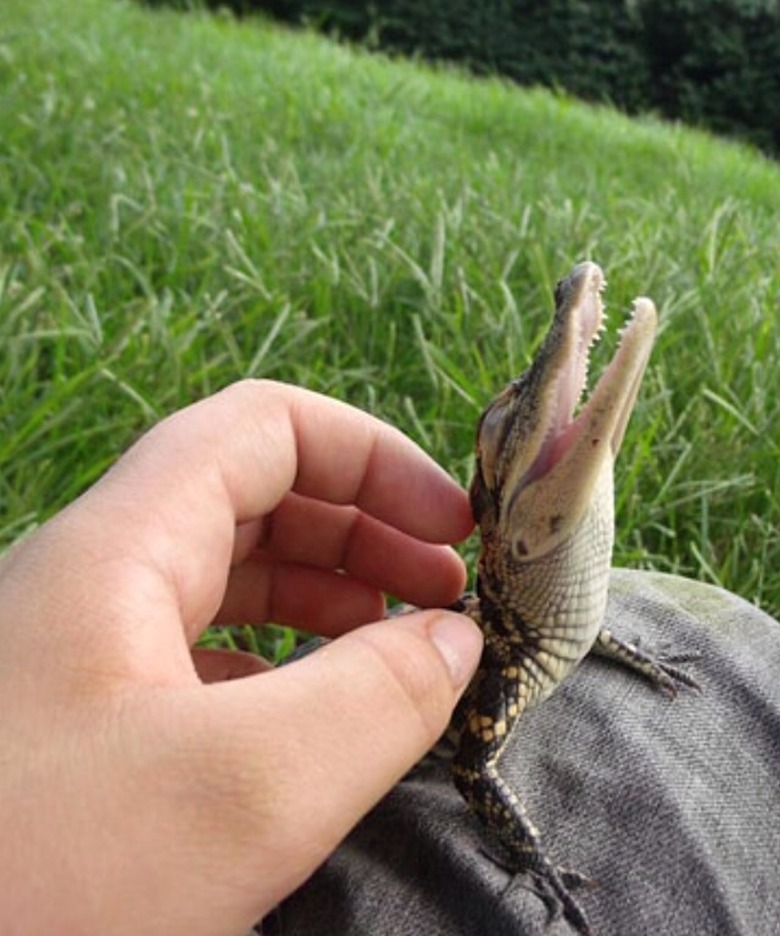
451;262;695;933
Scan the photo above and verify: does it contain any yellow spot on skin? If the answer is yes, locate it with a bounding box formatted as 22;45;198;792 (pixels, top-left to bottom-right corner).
503;666;519;679
479;715;493;728
493;720;507;737
481;729;495;742
507;704;519;718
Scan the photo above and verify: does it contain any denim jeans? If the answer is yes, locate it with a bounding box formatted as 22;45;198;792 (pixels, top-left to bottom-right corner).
264;570;780;936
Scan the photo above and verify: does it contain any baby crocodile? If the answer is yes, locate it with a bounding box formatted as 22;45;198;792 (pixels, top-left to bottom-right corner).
451;262;695;933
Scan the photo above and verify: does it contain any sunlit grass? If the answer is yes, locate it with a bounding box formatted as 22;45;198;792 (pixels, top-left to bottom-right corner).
2;0;780;625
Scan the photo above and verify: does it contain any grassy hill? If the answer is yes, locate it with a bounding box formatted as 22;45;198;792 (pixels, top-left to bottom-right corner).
2;0;780;618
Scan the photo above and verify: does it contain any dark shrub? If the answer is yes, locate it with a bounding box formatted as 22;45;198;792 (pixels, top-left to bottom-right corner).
150;0;780;154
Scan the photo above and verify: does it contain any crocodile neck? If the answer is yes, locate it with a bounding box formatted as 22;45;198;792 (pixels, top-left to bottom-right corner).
475;464;613;705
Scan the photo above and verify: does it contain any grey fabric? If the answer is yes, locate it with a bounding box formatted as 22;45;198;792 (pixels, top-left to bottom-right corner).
263;570;780;936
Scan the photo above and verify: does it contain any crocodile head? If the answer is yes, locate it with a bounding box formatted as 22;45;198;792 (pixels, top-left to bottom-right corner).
470;262;657;682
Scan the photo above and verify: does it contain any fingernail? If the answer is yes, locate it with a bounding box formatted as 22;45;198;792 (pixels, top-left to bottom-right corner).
429;613;483;691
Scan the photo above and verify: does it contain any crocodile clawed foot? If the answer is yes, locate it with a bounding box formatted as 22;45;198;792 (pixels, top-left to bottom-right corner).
493;845;595;935
650;658;702;697
594;627;701;696
529;864;594;935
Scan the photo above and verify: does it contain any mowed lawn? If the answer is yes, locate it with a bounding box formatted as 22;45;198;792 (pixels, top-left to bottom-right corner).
2;0;780;624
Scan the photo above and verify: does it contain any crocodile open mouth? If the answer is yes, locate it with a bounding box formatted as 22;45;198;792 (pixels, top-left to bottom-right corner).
525;263;656;486
475;261;658;561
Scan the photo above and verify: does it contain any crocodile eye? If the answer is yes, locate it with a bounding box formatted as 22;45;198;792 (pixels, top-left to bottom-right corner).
476;386;515;477
476;410;505;489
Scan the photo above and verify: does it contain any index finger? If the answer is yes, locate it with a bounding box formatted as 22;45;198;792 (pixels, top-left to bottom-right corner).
269;381;474;542
185;381;473;539
108;379;472;533
91;380;473;631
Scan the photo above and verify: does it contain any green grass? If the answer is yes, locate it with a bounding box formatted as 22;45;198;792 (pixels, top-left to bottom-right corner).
2;0;780;625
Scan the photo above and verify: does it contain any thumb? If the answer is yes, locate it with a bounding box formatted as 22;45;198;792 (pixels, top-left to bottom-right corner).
197;608;483;914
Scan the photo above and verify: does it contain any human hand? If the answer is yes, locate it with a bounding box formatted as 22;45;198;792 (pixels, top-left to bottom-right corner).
0;380;482;936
